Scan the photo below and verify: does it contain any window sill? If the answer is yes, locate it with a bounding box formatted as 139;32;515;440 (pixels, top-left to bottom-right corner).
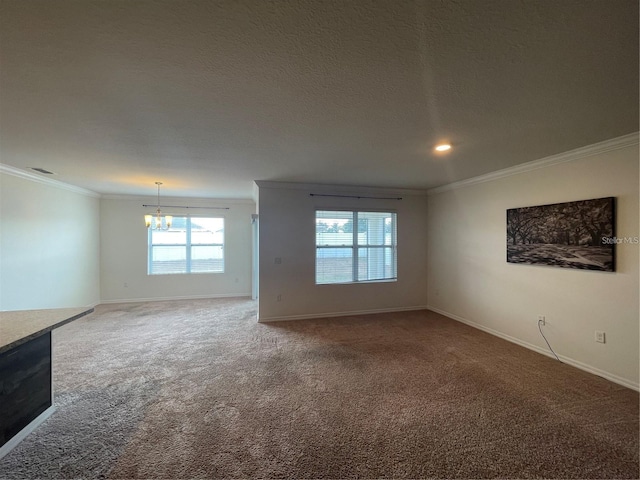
316;278;397;286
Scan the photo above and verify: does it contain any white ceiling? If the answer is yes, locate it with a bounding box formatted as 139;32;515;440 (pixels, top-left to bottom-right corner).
1;0;638;199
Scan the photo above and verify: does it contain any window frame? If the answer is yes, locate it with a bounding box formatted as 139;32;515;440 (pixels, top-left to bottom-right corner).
147;216;225;275
315;209;397;285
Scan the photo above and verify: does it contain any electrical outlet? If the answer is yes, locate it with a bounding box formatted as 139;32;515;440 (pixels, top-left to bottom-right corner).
538;315;545;325
275;257;282;264
595;331;606;343
277;294;282;302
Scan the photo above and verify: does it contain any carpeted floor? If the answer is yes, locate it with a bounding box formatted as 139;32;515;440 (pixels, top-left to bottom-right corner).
0;298;638;479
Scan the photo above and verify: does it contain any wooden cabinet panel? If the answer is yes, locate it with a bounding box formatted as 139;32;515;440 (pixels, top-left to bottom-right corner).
0;333;52;447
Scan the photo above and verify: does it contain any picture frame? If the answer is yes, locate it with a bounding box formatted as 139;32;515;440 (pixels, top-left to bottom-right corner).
506;197;615;271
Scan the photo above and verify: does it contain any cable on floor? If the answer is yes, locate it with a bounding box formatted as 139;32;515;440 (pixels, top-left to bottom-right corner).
539;319;561;362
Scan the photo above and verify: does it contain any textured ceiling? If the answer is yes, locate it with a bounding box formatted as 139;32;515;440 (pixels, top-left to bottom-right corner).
1;0;638;198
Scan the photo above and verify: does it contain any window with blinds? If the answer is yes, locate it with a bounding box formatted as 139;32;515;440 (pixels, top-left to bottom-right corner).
148;217;224;274
316;210;397;284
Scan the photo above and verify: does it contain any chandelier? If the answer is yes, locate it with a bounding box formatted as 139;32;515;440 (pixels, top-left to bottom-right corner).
144;182;172;230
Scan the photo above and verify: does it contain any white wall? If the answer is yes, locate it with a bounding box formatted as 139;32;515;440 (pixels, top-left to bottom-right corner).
257;182;428;321
100;196;254;302
0;169;101;311
426;137;639;389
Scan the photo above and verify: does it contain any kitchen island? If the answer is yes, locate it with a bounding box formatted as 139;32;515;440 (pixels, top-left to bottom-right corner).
0;306;94;458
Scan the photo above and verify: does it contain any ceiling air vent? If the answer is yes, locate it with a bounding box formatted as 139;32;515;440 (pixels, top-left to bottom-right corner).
30;167;56;175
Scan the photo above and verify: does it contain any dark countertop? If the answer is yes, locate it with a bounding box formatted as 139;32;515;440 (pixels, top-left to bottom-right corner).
0;307;94;354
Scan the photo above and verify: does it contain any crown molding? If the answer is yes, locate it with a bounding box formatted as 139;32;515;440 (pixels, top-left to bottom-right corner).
427;132;639;196
100;193;255;205
254;180;428;197
0;164;101;198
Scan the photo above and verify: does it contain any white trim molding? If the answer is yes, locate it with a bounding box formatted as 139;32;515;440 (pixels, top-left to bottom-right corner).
427;305;639;392
255;180;428;197
100;293;252;304
0;406;55;460
0;164;101;198
427;132;639;196
258;305;429;323
100;193;255;204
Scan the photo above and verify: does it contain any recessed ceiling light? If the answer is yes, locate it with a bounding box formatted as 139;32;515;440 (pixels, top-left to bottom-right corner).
435;144;451;152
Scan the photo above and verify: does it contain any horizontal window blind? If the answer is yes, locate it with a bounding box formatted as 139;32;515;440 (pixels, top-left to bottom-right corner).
316;210;397;284
148;217;224;275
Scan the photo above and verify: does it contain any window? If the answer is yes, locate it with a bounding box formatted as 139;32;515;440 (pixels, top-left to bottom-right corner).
148;217;224;274
316;210;397;284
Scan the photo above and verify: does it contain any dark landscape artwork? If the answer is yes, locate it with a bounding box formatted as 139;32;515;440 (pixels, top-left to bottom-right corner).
506;197;615;272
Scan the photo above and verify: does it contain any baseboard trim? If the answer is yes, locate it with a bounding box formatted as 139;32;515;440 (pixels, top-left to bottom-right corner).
427;306;639;392
258;305;429;323
0;406;55;460
101;293;252;304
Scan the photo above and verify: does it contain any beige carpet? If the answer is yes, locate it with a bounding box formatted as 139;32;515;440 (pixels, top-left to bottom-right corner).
0;298;637;479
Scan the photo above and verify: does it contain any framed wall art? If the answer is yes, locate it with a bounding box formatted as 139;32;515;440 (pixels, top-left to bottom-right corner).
506;197;615;271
